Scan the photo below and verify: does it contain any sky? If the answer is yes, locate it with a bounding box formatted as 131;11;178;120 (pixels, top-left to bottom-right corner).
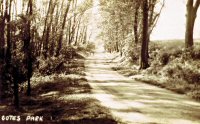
151;0;200;40
87;0;101;42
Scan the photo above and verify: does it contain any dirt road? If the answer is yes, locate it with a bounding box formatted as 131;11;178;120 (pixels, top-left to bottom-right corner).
85;51;200;124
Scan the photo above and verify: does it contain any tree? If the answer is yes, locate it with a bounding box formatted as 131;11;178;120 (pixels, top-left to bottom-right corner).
185;0;200;49
0;3;6;60
138;0;164;69
42;0;55;58
5;0;12;64
56;0;72;56
100;0;163;64
133;1;140;45
140;0;149;69
26;0;33;96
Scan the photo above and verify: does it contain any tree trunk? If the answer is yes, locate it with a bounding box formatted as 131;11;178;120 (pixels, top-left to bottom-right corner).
44;0;56;57
42;0;53;58
74;17;81;45
79;26;85;44
140;0;149;69
134;2;139;44
26;0;33;96
0;3;4;55
185;0;200;49
69;16;77;45
185;0;194;49
5;0;12;64
13;66;19;108
68;19;72;45
0;14;6;60
83;26;88;44
1;0;12;100
69;0;77;45
0;1;6;60
56;0;71;56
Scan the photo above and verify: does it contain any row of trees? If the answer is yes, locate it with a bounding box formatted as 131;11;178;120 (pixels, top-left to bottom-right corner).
100;0;164;69
100;0;200;69
0;0;92;108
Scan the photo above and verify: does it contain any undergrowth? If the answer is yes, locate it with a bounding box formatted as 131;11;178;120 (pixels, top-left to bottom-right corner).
114;40;200;101
0;44;118;124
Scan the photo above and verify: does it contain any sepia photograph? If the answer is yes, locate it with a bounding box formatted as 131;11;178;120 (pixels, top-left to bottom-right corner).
0;0;200;123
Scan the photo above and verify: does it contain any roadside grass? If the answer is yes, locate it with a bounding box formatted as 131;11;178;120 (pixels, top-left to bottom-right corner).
0;48;118;124
112;40;200;101
112;67;138;77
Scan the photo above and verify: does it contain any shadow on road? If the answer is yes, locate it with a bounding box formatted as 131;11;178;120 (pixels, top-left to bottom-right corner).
86;52;200;124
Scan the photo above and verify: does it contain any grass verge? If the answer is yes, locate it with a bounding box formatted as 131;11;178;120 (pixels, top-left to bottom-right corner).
112;41;200;101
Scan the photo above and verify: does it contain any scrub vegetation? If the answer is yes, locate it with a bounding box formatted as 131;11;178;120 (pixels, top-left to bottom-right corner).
113;40;200;100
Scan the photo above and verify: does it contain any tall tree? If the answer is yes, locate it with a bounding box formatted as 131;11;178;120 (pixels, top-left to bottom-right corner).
5;0;12;64
56;0;72;56
26;0;33;96
0;0;6;60
140;0;149;69
42;0;53;58
133;1;140;44
185;0;200;49
44;0;56;57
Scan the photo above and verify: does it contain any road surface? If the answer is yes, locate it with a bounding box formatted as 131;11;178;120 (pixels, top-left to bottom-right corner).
85;51;200;124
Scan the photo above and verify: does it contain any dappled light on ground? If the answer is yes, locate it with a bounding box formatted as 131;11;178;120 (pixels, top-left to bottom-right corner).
86;52;200;124
0;58;117;124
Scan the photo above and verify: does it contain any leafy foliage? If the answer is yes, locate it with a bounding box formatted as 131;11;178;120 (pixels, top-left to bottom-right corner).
0;0;93;108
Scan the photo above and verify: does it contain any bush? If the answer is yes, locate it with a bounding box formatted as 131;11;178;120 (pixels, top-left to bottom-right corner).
85;42;96;52
1;60;30;97
124;44;140;64
161;61;200;84
188;90;200;100
190;47;200;60
38;46;87;76
60;46;76;59
38;56;66;75
160;53;169;65
182;67;200;84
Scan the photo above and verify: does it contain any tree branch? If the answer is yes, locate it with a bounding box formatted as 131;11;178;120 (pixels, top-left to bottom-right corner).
194;0;200;13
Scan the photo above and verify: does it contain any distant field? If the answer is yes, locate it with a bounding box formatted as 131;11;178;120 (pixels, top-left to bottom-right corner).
195;39;200;42
153;39;200;43
151;39;200;49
